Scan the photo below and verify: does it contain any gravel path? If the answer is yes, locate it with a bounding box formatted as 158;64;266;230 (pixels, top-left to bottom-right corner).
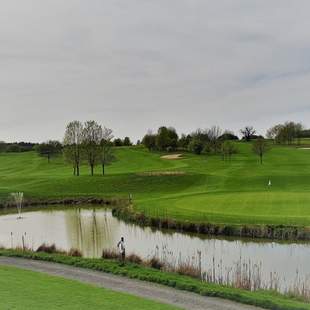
0;256;263;310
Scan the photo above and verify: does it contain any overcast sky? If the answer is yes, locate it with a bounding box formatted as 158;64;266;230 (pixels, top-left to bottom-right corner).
1;0;310;142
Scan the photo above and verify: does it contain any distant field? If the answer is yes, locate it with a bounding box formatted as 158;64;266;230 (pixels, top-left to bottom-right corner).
0;265;179;310
1;141;310;226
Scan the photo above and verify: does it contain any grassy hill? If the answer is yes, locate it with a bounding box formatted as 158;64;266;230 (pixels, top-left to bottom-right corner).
1;142;310;227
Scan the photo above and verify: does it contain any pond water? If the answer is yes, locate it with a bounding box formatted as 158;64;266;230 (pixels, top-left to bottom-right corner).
0;207;309;291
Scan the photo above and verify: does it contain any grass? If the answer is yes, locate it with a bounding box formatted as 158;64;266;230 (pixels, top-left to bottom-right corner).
0;249;309;310
0;264;180;310
1;142;310;227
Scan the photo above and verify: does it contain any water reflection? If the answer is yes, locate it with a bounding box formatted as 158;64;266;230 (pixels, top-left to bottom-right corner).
0;207;309;290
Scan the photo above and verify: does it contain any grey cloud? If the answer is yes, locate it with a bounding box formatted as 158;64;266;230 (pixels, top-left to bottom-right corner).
0;0;310;142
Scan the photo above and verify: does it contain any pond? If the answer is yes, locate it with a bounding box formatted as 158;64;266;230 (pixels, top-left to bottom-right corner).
0;206;309;292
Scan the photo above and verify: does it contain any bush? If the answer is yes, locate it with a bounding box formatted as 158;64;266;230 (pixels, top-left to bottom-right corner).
36;243;59;254
102;249;119;260
68;248;82;257
147;256;163;270
126;254;143;264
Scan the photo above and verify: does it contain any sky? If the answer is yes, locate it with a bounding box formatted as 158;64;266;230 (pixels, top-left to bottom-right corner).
1;0;310;142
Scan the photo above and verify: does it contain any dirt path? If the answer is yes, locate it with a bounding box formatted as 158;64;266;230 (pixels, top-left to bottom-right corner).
0;256;263;310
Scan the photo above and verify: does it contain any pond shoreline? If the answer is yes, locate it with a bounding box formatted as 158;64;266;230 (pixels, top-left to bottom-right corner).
0;197;128;208
112;204;310;241
2;196;310;241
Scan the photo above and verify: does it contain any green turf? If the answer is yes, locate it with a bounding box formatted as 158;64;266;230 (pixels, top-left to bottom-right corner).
1;142;310;226
0;264;179;310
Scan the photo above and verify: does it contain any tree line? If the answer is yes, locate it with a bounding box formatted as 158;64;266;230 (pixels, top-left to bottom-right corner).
0;142;37;153
1;120;309;169
141;125;278;164
34;121;115;176
141;125;261;159
62;120;115;176
266;121;304;145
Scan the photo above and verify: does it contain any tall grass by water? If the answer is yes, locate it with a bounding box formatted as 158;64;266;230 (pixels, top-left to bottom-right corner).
102;243;310;303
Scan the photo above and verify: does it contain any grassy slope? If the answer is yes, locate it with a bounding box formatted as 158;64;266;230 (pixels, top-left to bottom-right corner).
0;264;179;310
1;142;310;226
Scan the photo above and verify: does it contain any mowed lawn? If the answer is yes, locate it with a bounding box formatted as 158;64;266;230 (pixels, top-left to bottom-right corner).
0;265;179;310
1;142;310;226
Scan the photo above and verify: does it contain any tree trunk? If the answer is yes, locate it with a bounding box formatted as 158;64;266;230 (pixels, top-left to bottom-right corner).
91;164;94;176
260;154;263;164
76;164;80;176
102;164;105;175
47;154;50;163
73;166;76;176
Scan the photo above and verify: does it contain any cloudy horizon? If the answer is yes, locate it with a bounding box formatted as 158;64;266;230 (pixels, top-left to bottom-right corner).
1;0;310;142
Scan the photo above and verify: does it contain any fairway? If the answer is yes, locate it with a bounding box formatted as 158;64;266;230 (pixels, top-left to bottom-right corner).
1;143;310;226
0;265;179;310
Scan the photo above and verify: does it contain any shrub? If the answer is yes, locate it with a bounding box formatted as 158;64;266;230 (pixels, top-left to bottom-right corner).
102;249;119;260
68;248;82;257
147;256;163;270
36;243;59;254
126;254;143;264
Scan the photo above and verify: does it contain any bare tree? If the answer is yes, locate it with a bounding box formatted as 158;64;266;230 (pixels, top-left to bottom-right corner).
221;141;237;161
100;127;115;175
266;122;304;144
82;121;102;176
240;126;256;141
266;124;283;142
63;121;83;176
252;138;270;164
206;126;222;154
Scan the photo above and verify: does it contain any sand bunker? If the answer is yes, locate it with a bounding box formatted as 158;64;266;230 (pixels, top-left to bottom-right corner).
161;154;183;160
298;148;310;150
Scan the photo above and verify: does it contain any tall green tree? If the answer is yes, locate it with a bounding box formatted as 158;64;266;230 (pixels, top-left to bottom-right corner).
188;136;204;155
114;138;123;146
142;132;157;151
0;141;7;153
156;126;178;151
123;137;132;146
35;140;62;163
82;121;102;176
63;121;83;176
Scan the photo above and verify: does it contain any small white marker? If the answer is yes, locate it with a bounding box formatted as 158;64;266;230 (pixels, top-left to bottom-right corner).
268;180;272;186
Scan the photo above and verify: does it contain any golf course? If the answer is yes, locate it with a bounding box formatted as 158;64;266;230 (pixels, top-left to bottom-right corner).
1;141;310;228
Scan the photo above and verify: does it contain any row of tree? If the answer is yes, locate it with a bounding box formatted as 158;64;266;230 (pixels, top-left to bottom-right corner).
0;142;37;153
142;126;253;156
35;121;115;176
266;121;304;145
63;121;115;176
142;125;273;164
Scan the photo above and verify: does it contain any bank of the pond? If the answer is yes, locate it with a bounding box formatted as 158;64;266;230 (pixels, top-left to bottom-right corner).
0;196;129;209
112;204;310;241
0;249;308;310
2;197;310;241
